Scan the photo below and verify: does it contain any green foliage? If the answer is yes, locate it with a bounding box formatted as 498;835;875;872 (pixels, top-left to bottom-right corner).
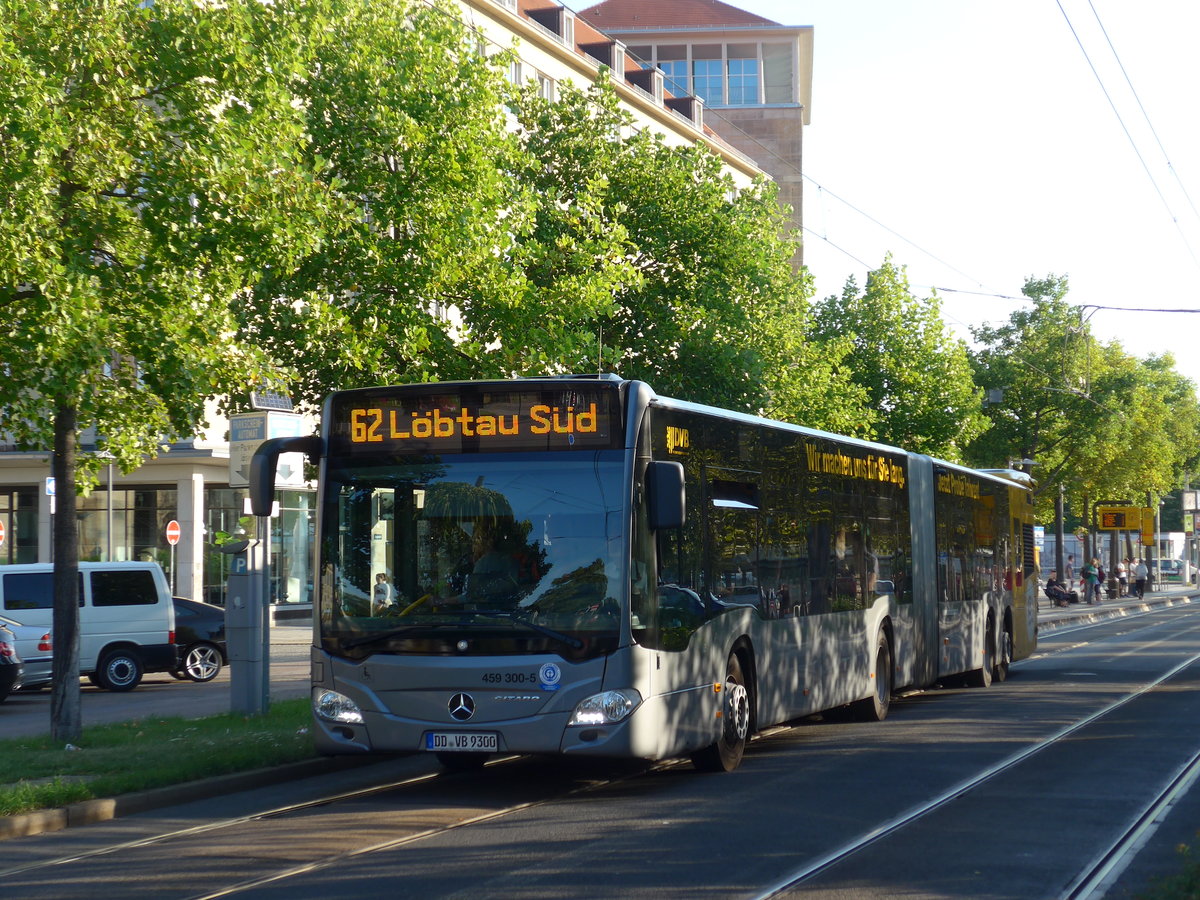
0;699;313;817
506;76;861;424
0;0;339;481
967;276;1200;522
245;0;532;399
809;258;985;459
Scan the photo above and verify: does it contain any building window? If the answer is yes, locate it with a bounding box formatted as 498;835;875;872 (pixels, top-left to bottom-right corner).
509;59;523;85
657;59;688;97
0;487;37;565
692;58;722;106
537;72;555;101
77;486;177;567
727;57;759;105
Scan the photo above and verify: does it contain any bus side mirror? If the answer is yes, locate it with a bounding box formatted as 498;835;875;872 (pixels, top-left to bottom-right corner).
249;435;323;516
647;461;685;530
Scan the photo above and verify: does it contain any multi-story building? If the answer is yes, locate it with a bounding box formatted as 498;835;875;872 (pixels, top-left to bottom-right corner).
0;0;771;608
579;0;812;266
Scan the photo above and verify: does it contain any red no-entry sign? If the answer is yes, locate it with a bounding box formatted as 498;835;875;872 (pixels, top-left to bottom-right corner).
165;520;181;546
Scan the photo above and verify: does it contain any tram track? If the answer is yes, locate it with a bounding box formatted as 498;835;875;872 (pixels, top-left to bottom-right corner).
8;606;1200;899
752;632;1200;899
0;752;684;898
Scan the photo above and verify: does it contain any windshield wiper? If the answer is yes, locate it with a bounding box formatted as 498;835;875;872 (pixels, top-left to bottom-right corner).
342;622;451;651
471;611;584;649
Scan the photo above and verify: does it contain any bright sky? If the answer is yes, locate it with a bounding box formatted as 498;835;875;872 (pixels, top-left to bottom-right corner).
680;1;1200;390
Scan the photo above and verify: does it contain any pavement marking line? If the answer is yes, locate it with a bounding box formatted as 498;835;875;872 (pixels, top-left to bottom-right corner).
749;647;1200;900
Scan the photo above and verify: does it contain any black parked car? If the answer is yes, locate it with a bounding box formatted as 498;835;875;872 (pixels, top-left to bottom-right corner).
171;597;227;683
0;623;24;701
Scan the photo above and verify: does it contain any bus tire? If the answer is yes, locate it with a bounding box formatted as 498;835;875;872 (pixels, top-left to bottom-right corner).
971;620;995;688
436;752;489;772
691;651;751;773
852;631;893;722
994;625;1012;683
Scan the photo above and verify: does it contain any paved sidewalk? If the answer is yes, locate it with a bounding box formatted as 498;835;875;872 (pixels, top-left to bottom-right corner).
1037;581;1197;632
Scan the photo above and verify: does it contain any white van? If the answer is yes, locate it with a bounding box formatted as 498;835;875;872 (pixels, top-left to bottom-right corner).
0;562;176;691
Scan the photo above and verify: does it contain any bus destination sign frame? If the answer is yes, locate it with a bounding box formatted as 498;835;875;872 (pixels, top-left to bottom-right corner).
330;384;623;455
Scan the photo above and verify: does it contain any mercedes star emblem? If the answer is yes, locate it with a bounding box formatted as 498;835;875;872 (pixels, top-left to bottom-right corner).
448;692;475;721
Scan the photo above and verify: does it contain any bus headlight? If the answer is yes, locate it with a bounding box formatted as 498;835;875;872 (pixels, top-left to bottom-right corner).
568;689;641;726
313;688;364;724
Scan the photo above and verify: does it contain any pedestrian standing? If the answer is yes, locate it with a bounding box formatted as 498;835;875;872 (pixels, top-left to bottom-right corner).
1134;558;1148;599
1118;559;1129;597
1080;558;1100;604
1065;554;1075;590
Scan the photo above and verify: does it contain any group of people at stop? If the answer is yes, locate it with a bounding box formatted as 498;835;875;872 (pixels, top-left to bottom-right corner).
1046;554;1151;607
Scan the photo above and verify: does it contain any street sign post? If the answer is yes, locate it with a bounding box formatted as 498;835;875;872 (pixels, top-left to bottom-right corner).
229;411;306;489
165;520;181;594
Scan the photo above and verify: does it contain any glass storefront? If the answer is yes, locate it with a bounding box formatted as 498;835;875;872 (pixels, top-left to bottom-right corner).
0;481;314;609
77;486;178;566
0;488;37;565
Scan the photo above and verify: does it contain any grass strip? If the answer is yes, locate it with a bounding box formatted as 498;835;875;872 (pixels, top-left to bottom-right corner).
0;698;315;817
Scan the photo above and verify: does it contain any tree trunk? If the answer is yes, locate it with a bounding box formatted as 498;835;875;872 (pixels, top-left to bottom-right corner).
50;401;82;744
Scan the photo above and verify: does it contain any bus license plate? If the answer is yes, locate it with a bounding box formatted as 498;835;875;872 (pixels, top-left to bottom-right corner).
425;732;499;752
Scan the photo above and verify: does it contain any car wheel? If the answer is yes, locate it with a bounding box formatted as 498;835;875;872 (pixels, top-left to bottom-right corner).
96;649;144;692
181;643;223;682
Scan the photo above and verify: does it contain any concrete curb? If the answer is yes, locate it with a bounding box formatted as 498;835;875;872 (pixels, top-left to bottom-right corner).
0;755;379;841
1037;590;1197;633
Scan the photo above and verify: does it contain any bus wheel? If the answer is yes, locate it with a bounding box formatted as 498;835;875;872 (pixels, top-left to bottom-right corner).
692;652;751;773
994;627;1013;683
852;632;893;722
436;752;490;772
971;622;995;688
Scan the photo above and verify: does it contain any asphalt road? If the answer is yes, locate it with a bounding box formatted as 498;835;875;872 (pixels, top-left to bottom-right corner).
3;595;1200;899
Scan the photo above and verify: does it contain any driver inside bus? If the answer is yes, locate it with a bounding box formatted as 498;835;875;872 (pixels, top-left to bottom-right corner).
464;520;520;605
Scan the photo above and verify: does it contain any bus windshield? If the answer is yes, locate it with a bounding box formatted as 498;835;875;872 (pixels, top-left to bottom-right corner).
320;452;627;661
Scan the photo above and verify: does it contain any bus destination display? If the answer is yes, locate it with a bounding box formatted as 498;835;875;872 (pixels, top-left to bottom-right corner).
332;386;621;454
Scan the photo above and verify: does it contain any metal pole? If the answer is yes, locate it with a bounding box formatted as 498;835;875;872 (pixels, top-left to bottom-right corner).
106;463;113;561
258;513;271;714
1156;502;1163;589
1055;485;1065;583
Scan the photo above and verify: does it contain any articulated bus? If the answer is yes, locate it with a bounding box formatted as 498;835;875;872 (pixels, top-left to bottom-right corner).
250;376;1037;772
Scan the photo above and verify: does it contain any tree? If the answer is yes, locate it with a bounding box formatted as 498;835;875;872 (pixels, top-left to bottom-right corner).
968;275;1200;532
508;77;865;425
0;0;339;740
808;258;985;460
243;0;550;400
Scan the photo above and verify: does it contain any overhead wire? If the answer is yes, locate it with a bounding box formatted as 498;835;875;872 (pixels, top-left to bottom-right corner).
1086;0;1200;227
406;0;1198;325
1056;0;1200;271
